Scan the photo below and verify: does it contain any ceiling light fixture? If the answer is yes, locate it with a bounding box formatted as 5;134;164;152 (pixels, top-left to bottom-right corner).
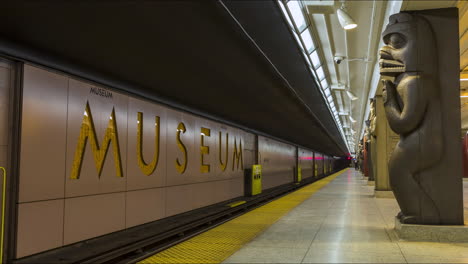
336;2;357;30
349;116;357;123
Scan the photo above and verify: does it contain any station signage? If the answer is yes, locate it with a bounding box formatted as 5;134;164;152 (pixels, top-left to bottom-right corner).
69;87;244;180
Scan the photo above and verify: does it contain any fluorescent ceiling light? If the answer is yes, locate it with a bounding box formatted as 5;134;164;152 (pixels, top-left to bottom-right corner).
349;115;357;123
321;79;329;89
461;79;468;81
346;90;358;100
287;1;307;31
278;1;294;28
316;66;325;81
292;31;303;50
301;29;315;53
337;8;357;30
461;96;468;98
339;112;349;116
303;53;311;67
310;51;320;68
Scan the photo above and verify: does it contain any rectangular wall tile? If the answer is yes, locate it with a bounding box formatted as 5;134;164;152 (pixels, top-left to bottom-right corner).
226;127;245;179
126;188;166;228
65;78;128;198
194;118;217;183
165;109;197;186
0;143;6;167
242;130;256;169
19;65;68;202
126;97;167;191
0;64;10;146
63;192;125;245
16;200;64;258
258;136;295;190
215;179;228;202
191;181;216;209
299;148;313;179
165;184;194;217
229;176;244;199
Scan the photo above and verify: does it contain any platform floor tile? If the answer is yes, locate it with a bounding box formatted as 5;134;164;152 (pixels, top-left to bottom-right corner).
224;169;468;264
138;170;344;264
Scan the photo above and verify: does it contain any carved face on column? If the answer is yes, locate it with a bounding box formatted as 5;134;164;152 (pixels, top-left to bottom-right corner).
379;13;436;77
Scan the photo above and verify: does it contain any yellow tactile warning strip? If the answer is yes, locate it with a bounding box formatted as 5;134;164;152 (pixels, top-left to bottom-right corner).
139;169;346;264
226;201;246;208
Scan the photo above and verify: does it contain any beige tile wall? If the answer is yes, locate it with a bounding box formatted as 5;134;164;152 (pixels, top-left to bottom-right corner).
0;60;11;243
299;148;313;179
126;188;166;228
65;78;128;198
0;62;10;149
126;97;167;191
258;136;296;190
16;200;64;258
17;65;249;257
63;193;126;245
19;65;68;203
315;153;324;177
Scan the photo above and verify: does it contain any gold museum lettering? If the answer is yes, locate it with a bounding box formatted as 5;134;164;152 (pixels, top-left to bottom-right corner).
70;101;243;179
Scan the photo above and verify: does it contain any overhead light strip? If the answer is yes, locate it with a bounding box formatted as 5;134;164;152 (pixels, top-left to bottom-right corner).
277;0;351;153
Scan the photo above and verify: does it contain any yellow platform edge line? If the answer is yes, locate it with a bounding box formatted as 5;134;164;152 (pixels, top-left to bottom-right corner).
139;168;348;264
227;201;246;208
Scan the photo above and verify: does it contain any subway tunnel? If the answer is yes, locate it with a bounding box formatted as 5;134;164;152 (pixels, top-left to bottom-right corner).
0;0;467;263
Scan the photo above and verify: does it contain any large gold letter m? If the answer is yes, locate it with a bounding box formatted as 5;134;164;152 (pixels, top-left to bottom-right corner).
70;102;123;179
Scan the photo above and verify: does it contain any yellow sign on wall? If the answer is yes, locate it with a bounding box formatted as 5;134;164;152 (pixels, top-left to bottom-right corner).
69;102;244;180
252;165;262;196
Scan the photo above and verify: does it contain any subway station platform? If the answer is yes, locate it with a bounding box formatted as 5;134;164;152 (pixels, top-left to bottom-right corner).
141;169;468;264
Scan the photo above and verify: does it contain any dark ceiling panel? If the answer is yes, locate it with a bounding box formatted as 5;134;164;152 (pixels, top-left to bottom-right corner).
0;0;347;155
221;0;347;154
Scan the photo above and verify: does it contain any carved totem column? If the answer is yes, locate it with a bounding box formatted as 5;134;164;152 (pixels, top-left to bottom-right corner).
365;120;375;182
373;86;398;194
363;136;369;177
379;9;463;225
369;99;377;183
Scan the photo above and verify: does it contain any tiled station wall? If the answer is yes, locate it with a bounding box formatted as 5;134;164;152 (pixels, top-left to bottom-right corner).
0;59;12;254
298;148;314;179
16;65;255;258
258;136;296;190
14;64;330;258
315;152;324;177
326;157;332;174
0;60;10;170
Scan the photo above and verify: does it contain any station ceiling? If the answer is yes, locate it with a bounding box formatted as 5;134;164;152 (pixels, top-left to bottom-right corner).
0;1;348;155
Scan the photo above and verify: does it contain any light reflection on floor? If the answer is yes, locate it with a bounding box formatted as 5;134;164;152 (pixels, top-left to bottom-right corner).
224;169;468;263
